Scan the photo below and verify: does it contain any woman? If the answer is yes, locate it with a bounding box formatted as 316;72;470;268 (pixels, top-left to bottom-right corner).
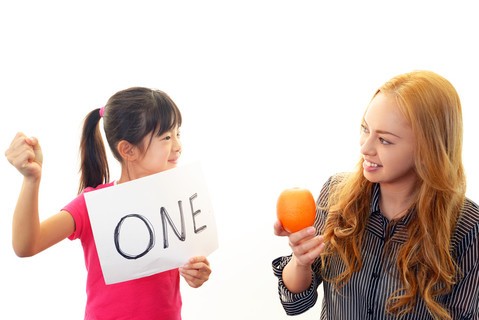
273;70;479;319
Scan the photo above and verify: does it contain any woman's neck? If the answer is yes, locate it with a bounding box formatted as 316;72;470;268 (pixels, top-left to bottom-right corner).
379;181;417;220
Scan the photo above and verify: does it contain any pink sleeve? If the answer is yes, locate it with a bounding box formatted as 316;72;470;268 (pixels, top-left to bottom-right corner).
63;183;113;240
63;189;92;240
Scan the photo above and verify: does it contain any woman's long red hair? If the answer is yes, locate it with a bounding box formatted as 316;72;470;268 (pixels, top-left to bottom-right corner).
321;70;465;319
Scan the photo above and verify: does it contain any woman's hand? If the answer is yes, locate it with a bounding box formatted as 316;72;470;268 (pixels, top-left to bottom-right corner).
275;220;325;267
289;226;325;267
275;220;325;293
5;132;43;180
180;256;211;288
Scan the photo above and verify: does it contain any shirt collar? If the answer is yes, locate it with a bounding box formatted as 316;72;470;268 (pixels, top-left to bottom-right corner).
368;183;415;242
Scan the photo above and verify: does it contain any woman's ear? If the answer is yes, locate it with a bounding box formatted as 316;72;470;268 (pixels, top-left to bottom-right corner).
117;140;137;161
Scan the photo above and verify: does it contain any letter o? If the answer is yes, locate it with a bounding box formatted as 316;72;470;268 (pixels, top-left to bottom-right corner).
114;214;155;259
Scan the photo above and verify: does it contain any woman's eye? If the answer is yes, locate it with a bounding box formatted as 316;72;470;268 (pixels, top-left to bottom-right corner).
164;135;171;141
379;137;391;145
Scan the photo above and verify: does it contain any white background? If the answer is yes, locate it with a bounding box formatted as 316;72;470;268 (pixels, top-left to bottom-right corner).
1;1;478;319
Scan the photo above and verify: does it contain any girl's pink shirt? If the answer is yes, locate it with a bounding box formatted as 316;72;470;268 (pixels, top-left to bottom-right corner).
64;182;182;320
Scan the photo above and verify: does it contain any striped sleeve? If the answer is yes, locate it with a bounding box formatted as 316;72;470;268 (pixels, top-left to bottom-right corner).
446;199;479;319
272;255;320;315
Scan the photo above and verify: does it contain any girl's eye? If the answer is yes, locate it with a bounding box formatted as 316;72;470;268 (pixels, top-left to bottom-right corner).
160;129;180;141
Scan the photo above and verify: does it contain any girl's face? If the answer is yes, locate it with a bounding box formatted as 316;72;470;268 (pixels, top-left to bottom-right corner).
360;93;417;187
134;126;182;178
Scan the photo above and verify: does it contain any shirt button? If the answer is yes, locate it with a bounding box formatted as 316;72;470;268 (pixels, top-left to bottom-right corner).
367;308;373;315
372;272;379;278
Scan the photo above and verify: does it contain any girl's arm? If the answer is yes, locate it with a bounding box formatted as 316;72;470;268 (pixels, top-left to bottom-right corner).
6;133;75;257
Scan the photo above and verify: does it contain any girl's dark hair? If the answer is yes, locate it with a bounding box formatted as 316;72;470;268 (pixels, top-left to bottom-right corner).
78;87;182;193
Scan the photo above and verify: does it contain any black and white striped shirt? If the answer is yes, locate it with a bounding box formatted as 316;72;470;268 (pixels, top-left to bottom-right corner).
273;176;479;319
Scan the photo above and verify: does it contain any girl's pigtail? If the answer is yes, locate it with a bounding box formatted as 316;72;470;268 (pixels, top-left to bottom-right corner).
78;107;110;194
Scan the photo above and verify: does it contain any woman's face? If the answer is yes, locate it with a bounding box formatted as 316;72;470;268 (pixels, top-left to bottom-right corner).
359;92;417;187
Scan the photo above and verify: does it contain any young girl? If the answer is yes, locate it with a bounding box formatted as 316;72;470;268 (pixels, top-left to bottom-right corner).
5;87;211;320
273;71;479;319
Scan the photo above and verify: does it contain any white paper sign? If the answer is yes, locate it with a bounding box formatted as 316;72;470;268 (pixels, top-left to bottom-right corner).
84;162;218;285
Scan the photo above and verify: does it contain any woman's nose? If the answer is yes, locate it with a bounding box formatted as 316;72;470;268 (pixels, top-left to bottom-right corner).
360;135;375;156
